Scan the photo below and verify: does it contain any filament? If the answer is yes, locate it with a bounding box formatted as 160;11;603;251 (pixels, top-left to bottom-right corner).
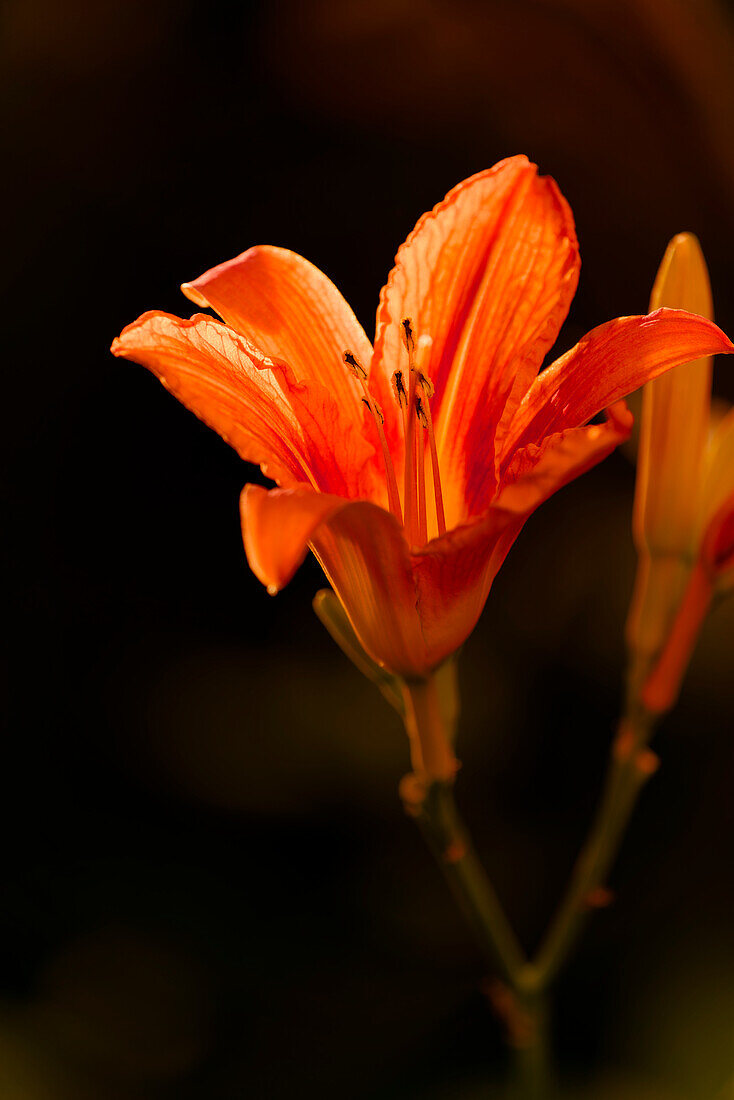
415;361;446;536
344;351;403;523
401;319;420;545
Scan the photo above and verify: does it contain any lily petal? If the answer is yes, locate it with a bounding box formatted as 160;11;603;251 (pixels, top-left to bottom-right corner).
182;245;373;421
411;509;524;669
112;311;376;497
504;309;734;459
311;501;429;677
241;484;428;676
409;404;633;668
241;484;350;592
371;155;579;523
497;402;633;513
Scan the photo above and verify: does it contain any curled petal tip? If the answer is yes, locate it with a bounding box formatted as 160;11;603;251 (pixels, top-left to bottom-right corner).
180;280;209;307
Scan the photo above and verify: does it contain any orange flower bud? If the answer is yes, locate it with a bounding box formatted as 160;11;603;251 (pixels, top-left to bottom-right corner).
627;234;714;682
634;233;713;556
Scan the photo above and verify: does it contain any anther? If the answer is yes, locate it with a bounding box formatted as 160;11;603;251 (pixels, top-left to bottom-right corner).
401;317;414;351
343;350;368;381
392;369;408;409
362;396;384;425
415;395;428;428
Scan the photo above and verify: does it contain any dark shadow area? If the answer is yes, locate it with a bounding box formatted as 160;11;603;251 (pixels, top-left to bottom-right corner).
3;1;733;1096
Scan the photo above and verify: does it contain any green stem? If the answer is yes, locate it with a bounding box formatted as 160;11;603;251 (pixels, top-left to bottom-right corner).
510;989;552;1100
532;705;657;987
403;673;551;1094
415;783;554;1097
402;676;657;1098
414;781;527;986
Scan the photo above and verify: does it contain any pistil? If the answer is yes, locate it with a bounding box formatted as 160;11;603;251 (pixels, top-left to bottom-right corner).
344;351;403;523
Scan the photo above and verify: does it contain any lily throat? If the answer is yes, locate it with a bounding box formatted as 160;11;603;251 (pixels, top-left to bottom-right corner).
343;317;446;547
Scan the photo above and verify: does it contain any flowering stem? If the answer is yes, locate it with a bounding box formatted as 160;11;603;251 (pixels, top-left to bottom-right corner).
532;703;657;987
412;781;526;985
510;991;551;1100
412;782;554;1096
403;680;658;1097
403;674;555;1094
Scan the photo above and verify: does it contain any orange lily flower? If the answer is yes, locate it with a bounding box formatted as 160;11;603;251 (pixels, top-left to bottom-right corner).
111;157;733;698
629;233;734;713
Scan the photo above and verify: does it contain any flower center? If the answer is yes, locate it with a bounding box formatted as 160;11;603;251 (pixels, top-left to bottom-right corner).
343;349;403;522
400;319;446;544
344;319;446;546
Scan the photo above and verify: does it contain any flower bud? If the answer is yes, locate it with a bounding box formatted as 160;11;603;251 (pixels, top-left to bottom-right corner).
627;234;714;684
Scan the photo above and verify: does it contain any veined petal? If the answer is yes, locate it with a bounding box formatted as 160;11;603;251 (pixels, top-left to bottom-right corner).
408;406;632;669
242;484;429;676
504;309;734;459
411;509;524;670
112;311;376;498
371;155;580;524
311;501;430;677
182;245;373;421
496;402;633;513
241;484;350;593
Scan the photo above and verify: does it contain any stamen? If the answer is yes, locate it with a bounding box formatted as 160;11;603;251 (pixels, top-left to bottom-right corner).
413;338;435;400
391;368;411;527
344;351;402;523
414;336;446;537
415;396;428;545
401;319;420;545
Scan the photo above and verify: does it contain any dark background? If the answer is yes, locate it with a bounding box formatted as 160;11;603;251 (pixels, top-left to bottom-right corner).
3;1;734;1097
